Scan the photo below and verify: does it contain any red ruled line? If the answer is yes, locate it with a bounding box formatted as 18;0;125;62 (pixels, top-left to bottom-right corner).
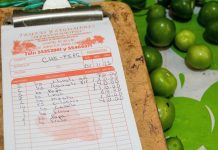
11;66;114;84
12;85;121;99
12;83;119;97
11;61;83;73
15;123;128;136
15;134;130;146
16;141;131;150
14;115;126;127
11;73;117;88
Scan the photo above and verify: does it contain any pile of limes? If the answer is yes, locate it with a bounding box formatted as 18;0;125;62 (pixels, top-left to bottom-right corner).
123;0;218;149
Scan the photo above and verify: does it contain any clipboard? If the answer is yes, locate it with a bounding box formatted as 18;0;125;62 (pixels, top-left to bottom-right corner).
0;2;167;150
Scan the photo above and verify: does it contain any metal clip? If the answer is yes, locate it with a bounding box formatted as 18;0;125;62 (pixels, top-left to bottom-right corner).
12;5;104;27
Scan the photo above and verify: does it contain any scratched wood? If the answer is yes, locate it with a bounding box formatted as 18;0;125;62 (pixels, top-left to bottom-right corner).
0;2;167;150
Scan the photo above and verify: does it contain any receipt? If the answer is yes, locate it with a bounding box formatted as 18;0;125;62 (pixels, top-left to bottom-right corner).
1;18;142;150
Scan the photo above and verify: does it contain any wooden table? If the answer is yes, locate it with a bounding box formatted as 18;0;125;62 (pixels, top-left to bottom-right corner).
0;2;167;150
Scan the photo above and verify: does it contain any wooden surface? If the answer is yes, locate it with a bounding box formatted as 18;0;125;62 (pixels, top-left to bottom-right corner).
0;2;167;150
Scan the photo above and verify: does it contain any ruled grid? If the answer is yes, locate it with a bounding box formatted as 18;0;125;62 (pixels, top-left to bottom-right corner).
10;51;134;150
2;18;142;150
11;71;133;150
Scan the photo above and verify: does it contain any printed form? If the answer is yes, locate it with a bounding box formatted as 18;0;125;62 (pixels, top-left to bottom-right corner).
1;18;142;150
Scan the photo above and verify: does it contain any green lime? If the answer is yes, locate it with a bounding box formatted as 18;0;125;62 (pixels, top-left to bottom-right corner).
147;4;166;22
155;96;175;131
186;44;213;70
150;68;177;97
143;47;163;72
175;29;196;51
146;18;176;47
167;137;184;150
198;1;218;26
205;20;218;44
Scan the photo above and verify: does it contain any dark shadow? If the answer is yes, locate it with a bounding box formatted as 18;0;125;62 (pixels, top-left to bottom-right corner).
168;10;192;23
184;58;210;72
203;32;218;45
173;43;188;53
144;35;174;50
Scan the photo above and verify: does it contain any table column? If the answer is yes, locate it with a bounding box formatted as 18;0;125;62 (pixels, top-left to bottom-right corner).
12;83;32;150
87;72;119;150
106;71;133;150
88;71;133;149
24;76;100;149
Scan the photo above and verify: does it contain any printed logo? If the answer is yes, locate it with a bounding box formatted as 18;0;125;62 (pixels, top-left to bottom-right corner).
13;41;36;55
77;36;104;47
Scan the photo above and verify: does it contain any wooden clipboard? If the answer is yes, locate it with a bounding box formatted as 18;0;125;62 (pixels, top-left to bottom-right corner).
0;2;167;150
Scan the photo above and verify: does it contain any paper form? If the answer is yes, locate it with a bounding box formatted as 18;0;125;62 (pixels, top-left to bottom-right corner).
1;18;142;150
